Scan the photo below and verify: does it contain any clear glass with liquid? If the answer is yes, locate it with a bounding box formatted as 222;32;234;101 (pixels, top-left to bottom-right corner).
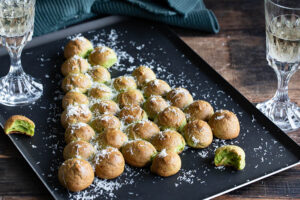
0;0;43;106
0;1;35;37
257;0;300;132
267;14;300;63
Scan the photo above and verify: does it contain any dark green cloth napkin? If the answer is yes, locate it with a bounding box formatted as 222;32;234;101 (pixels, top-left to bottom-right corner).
34;0;219;36
35;0;96;36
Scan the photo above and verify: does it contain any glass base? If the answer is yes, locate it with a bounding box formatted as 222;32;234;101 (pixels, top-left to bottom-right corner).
256;99;300;133
0;72;43;106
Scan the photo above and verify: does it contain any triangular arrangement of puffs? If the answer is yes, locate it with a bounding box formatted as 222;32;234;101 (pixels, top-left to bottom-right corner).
58;36;244;193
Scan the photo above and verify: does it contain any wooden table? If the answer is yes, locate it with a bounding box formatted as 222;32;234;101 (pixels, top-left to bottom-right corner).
0;0;299;199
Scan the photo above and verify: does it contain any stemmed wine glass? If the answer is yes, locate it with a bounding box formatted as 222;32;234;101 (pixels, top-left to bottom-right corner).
0;0;43;106
257;0;300;132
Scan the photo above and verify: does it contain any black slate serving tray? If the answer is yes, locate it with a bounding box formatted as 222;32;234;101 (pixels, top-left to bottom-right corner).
0;16;299;200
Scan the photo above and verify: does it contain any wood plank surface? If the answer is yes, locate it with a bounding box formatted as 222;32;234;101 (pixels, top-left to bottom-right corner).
0;0;299;199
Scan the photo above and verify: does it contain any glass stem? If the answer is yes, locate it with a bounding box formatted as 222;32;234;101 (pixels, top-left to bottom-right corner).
272;62;298;103
274;71;290;102
6;41;25;77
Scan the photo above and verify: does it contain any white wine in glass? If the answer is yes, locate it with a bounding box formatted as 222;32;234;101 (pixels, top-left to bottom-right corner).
257;0;300;132
267;14;300;63
0;0;43;106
